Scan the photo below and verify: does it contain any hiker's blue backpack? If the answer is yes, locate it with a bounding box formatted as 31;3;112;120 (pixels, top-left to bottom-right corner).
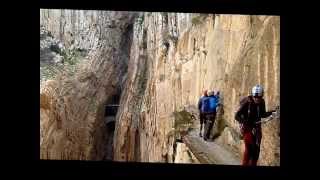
201;96;218;113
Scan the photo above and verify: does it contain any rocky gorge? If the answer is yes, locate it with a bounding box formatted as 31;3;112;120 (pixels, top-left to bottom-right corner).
40;9;280;166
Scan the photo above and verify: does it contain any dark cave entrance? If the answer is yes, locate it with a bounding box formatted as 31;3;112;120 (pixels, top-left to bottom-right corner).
103;93;120;160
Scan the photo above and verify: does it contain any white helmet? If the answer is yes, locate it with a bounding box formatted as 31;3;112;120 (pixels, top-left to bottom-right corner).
252;85;264;97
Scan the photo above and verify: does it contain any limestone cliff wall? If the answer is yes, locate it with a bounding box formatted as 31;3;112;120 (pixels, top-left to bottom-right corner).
40;9;136;160
113;13;280;165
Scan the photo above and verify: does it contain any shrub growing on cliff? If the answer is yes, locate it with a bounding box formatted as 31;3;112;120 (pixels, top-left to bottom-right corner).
161;12;168;24
191;14;208;26
173;110;193;131
61;48;86;74
192;16;201;25
136;15;144;27
41;48;85;82
166;110;194;141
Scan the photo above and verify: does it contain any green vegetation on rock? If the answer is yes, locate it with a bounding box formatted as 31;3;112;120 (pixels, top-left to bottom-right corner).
167;110;194;140
191;14;208;26
41;48;86;82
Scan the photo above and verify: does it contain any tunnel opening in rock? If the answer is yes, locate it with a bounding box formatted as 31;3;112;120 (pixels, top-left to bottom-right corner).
103;92;121;160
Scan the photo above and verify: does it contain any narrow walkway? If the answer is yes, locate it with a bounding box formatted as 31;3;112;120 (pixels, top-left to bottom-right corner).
181;106;241;165
182;129;240;165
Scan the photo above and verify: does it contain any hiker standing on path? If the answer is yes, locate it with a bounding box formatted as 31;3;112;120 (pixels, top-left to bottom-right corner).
198;90;208;137
202;90;219;141
235;85;276;166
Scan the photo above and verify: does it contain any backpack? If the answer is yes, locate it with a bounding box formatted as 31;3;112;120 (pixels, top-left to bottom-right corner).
235;96;260;124
201;96;217;113
235;96;251;123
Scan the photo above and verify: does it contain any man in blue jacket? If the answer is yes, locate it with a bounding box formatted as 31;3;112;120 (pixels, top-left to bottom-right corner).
201;90;219;141
198;90;208;137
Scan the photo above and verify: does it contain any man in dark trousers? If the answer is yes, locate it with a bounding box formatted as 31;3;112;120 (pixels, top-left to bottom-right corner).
201;90;219;141
235;85;276;166
198;90;208;137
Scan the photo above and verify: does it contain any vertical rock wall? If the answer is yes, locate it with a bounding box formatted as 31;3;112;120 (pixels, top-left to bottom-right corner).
40;9;137;160
113;13;279;165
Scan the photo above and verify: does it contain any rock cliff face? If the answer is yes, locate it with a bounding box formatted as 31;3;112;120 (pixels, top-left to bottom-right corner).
40;9;137;160
40;10;279;165
113;13;279;165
